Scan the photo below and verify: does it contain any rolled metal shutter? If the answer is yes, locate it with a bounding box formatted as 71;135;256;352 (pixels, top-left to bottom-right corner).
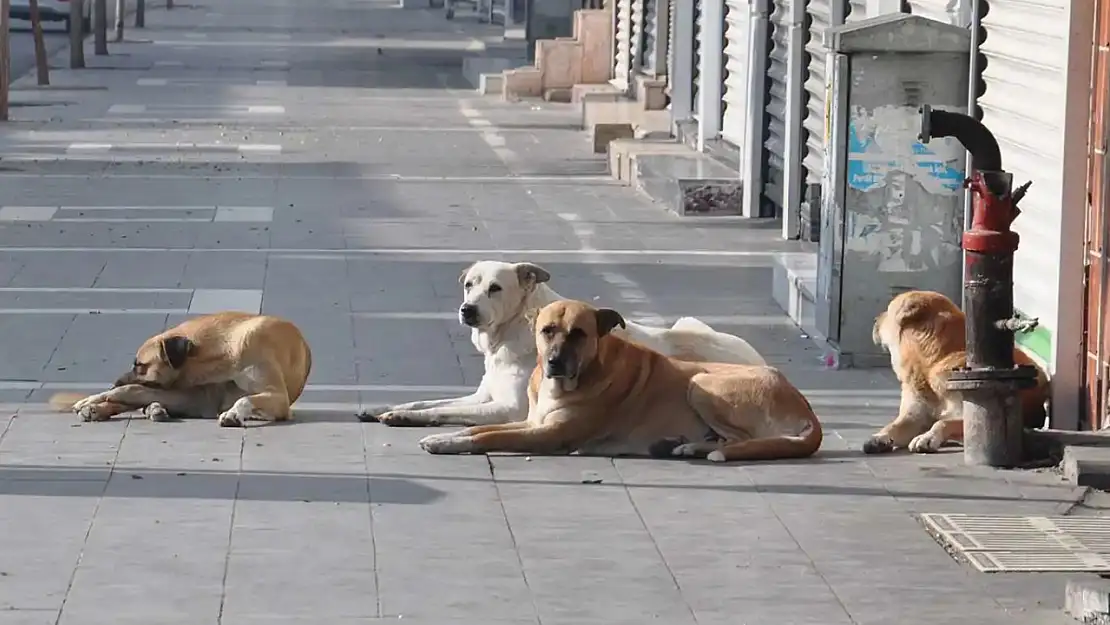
692;0;703;116
614;0;634;88
666;0;676;89
632;0;646;72
800;0;847;185
977;0;1068;372
721;0;752;146
762;0;791;213
642;0;659;74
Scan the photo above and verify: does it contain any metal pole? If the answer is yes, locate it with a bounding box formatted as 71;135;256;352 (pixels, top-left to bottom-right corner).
166;0;172;9
920;105;1039;468
135;0;144;27
113;0;124;42
70;0;86;68
94;0;108;55
0;0;9;122
29;0;50;85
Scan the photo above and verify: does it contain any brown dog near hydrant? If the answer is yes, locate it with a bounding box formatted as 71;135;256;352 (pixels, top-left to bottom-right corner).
50;312;311;427
418;299;822;462
864;289;1049;455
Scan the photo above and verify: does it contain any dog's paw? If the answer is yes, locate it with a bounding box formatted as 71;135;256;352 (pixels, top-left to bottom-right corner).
671;443;704;458
356;405;391;423
77;404;109;422
217;411;244;428
706;450;727;463
908;432;943;454
648;437;687;458
143;402;171;422
419;433;473;455
379;411;436;427
862;435;895;455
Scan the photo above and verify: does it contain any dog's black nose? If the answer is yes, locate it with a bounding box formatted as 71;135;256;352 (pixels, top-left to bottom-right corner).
459;304;479;325
544;356;565;377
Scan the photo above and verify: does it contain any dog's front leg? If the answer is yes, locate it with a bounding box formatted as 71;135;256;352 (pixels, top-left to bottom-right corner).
419;422;570;455
862;383;935;454
217;388;291;428
358;389;490;423
378;399;523;428
72;384;174;422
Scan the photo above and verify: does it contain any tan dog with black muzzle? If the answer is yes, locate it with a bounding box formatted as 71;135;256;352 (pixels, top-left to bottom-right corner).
50;312;312;427
418;300;822;462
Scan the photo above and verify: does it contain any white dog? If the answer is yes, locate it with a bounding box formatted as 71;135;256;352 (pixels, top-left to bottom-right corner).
357;260;766;427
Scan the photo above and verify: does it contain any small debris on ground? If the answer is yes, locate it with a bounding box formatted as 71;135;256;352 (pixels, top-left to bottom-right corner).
580;471;603;484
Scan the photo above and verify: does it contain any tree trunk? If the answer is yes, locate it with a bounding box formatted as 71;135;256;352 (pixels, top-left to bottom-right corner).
0;0;10;121
113;0;124;42
94;0;107;55
29;0;50;85
68;0;84;68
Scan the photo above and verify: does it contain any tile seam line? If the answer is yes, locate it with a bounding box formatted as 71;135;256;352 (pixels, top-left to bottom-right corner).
610;459;698;623
51;417;132;625
484;454;544;625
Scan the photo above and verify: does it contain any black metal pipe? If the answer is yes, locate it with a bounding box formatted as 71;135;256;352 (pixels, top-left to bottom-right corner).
919;105;1002;173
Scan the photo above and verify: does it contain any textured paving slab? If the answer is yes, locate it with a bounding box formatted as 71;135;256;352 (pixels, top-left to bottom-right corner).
0;0;1091;624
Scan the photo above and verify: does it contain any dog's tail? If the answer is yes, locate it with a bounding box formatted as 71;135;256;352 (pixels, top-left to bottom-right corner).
47;392;86;412
671;316;715;333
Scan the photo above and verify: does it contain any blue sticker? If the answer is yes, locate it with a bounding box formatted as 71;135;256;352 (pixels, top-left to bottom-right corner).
845;117;964;193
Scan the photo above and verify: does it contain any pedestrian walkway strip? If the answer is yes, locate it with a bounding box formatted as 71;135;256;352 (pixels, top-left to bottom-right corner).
0;205;274;222
137;77;289;87
107;104;286;115
920;513;1110;572
62;143;282;155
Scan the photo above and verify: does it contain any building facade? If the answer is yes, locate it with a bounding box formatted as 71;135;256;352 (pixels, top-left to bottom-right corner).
602;0;1106;429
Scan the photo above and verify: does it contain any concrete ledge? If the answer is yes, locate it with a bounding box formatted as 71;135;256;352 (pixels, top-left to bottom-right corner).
772;251;820;342
573;82;624;104
606;138;691;184
479;72;504;95
592;123;634;153
633;74;667;111
583;99;670;141
1062;446;1110;490
634;154;740;217
1066;578;1110;625
463;56;525;91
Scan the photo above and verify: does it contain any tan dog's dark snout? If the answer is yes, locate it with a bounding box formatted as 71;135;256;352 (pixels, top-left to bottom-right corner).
543;336;576;379
115;335;196;388
536;302;627;381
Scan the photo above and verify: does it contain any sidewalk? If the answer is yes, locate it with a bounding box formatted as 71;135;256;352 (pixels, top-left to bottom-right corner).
0;1;1089;623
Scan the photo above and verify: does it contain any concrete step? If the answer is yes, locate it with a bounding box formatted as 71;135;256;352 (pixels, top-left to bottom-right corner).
772;251;821;344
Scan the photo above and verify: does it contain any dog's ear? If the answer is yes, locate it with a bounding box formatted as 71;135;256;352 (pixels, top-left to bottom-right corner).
595;308;626;337
458;263;474;285
515;262;551;288
159;336;195;369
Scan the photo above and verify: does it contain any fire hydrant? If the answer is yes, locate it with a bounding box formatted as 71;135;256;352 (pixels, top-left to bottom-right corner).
918;105;1041;468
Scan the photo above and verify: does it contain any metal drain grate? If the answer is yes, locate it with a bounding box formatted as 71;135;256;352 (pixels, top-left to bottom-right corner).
920;513;1110;573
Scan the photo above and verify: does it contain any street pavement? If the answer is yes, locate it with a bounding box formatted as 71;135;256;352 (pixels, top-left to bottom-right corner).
0;0;1092;623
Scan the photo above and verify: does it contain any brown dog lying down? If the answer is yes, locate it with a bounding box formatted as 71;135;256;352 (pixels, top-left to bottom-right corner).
50;312;312;428
864;289;1049;454
419;300;822;462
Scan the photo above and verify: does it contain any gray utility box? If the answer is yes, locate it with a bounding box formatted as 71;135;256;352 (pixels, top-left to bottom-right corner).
815;13;970;369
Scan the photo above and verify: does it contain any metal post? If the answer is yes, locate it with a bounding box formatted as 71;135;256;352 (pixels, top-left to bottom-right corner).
919;105;1040;468
135;0;145;27
166;0;172;8
70;0;86;68
0;0;9;122
113;0;124;41
29;0;50;85
94;0;108;55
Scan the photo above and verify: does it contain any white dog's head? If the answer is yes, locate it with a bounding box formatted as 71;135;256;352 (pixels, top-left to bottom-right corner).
457;261;552;330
